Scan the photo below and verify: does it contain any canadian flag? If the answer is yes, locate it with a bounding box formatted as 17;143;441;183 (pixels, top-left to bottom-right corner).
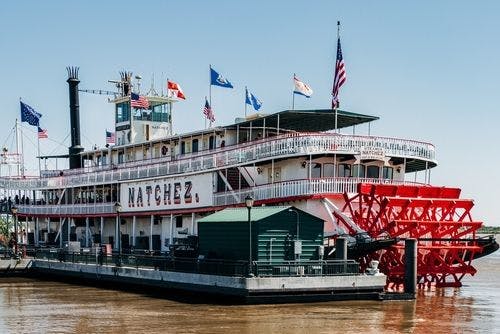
167;80;186;100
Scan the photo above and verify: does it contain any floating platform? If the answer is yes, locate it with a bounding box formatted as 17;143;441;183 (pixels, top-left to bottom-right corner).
29;258;387;304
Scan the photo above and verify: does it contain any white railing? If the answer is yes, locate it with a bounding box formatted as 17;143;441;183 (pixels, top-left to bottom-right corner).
213;177;426;206
16;177;425;216
17;203;115;216
0;133;436;191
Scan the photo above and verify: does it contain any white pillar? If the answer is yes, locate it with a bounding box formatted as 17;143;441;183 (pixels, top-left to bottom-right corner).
25;216;28;245
100;216;104;245
85;217;90;247
35;217;39;246
68;217;71;245
59;217;63;248
149;215;154;251
191;212;195;235
132;216;136;247
160;216;167;252
169;214;174;245
115;215;119;251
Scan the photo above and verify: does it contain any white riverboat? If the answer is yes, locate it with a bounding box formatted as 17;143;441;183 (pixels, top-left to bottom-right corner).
1;67;496;288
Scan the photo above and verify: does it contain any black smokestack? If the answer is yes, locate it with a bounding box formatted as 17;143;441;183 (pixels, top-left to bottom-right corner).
66;66;84;169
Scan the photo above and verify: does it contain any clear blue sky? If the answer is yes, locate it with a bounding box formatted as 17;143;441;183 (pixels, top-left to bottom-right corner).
1;1;499;226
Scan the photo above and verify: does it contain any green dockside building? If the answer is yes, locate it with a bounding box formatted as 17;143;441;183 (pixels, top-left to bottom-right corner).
198;206;324;262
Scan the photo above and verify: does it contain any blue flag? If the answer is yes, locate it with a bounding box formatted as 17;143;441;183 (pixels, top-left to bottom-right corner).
245;88;262;111
20;101;42;126
210;67;233;88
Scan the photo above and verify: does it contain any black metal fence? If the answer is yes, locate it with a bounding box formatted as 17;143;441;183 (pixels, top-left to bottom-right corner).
33;249;359;278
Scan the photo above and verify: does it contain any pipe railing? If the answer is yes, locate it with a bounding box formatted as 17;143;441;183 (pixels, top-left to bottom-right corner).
1;133;436;191
213;177;425;206
16;177;425;216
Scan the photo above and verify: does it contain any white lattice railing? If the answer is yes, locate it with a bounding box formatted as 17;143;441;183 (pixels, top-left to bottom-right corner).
16;177;425;216
1;133;435;191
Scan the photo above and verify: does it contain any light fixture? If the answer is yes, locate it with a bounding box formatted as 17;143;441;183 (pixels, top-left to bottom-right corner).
301;161;307;168
114;202;122;213
257;167;263;174
245;195;254;208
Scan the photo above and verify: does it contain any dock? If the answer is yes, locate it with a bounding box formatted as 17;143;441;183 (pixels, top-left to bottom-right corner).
25;249;387;303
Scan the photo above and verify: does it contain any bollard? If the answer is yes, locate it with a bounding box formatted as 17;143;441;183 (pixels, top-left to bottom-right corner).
335;237;347;260
335;237;347;273
404;238;417;294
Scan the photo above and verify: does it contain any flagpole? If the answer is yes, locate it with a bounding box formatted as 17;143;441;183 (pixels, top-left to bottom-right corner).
204;96;207;129
208;65;212;129
19;121;25;177
292;74;295;110
334;22;341;133
37;130;41;176
245;86;248;117
15;118;21;177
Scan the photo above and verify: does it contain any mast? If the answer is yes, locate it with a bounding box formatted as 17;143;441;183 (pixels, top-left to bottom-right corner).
15;118;21;177
37;129;41;176
334;21;340;133
245;86;248;117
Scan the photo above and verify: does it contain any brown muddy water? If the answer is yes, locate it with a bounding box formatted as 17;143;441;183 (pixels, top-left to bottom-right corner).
0;250;499;333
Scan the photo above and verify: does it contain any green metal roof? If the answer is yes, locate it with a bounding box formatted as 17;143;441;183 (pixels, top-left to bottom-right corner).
198;206;292;223
225;109;379;132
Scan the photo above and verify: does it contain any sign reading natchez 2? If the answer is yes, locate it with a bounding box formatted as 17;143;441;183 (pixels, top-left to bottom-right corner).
120;173;213;212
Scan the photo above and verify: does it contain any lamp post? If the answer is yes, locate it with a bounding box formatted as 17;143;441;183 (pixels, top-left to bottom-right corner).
11;206;18;257
245;195;254;276
114;202;122;255
288;208;300;261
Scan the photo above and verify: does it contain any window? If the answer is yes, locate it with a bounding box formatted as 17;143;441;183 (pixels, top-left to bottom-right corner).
383;166;393;180
323;163;335;177
209;136;215;150
192;139;199;153
175;216;183;228
338;164;351;177
180;141;186;155
366;165;380;178
352;164;365;178
311;163;321;178
116;103;130;123
152;103;168;122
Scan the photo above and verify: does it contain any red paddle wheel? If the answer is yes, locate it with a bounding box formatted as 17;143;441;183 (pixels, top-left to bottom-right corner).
332;183;484;288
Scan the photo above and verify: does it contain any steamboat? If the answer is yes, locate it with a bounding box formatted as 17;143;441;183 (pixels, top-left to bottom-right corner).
0;67;497;294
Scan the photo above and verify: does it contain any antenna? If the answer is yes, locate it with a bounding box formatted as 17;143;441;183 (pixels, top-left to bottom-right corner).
147;72;159;96
135;74;142;94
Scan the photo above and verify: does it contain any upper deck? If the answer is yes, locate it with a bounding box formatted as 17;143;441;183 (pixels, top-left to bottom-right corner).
0;131;436;191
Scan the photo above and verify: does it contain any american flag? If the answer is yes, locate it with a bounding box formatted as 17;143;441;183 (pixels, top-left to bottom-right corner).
332;36;346;109
203;99;215;122
106;130;115;144
131;92;150;109
37;127;48;139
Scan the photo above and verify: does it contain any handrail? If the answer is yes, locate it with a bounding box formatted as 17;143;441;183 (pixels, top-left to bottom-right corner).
213;177;426;206
16;177;426;216
0;132;436;191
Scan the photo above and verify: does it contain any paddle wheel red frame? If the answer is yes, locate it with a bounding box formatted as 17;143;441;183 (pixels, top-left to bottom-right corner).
331;183;484;288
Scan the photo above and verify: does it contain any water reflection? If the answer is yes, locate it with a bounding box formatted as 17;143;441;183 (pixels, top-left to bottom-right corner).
0;251;498;333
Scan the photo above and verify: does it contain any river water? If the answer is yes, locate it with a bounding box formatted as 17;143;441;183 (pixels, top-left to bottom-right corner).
0;250;499;334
